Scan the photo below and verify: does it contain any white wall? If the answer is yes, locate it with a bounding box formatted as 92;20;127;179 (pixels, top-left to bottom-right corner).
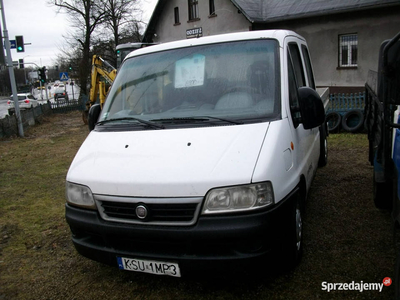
264;7;400;89
151;0;250;43
148;2;400;90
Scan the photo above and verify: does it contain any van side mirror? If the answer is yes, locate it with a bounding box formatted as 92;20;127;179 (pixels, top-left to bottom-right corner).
88;104;101;131
298;87;325;129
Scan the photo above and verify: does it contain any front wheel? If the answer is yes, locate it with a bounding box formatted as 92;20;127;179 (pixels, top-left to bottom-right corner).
281;193;304;270
318;125;328;167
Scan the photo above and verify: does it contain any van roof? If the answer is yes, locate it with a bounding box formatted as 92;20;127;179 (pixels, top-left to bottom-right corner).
126;30;303;61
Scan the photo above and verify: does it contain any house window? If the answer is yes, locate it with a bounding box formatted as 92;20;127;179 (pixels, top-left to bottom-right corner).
188;0;199;20
174;7;180;24
339;34;358;67
209;0;215;15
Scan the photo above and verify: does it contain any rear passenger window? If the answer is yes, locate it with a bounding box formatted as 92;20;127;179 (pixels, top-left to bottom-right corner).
288;50;301;128
301;45;315;89
288;43;305;87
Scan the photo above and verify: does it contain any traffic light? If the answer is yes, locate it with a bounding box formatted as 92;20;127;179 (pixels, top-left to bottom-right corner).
19;59;24;69
38;67;46;83
15;35;24;52
68;65;72;71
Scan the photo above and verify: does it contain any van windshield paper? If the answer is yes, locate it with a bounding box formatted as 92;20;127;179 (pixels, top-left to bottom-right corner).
175;54;205;88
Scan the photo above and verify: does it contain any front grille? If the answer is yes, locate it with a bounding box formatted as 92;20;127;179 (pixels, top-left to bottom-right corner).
95;195;203;226
101;201;197;222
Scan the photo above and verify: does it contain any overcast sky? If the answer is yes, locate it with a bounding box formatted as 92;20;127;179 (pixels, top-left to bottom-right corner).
2;0;158;68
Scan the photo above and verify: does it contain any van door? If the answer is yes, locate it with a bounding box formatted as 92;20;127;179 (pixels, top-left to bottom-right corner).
286;40;320;191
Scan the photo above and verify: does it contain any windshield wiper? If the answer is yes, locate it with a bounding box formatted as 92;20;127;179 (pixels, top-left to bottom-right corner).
96;117;165;129
151;116;243;125
197;116;244;125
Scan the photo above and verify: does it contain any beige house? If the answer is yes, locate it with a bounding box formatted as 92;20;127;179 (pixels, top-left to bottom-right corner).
143;0;400;92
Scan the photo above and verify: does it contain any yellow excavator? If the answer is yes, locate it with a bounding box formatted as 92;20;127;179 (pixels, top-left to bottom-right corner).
82;55;117;124
83;43;155;124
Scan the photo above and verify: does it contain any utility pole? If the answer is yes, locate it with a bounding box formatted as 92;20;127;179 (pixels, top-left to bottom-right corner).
0;0;23;137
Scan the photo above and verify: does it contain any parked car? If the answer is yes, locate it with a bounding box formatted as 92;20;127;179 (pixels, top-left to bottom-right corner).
54;88;69;101
7;93;38;115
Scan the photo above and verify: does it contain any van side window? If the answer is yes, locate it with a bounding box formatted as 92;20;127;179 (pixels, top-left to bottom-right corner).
301;45;315;89
288;50;301;128
288;43;305;87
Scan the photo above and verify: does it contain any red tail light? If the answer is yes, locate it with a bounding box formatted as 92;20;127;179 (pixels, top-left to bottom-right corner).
7;100;11;104
24;100;30;104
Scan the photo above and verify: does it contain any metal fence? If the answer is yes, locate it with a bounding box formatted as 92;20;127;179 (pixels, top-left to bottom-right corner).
50;96;86;113
1;95;88;138
0;103;53;138
327;92;365;114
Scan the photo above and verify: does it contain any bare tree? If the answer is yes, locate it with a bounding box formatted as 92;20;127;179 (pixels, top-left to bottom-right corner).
119;21;143;43
50;0;107;96
103;0;138;44
99;0;144;66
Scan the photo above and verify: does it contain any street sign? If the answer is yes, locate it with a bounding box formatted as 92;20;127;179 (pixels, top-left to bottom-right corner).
186;27;203;39
9;40;16;49
59;72;69;81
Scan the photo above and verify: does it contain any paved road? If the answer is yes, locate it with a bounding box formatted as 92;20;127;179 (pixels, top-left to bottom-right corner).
0;97;10;118
0;83;80;119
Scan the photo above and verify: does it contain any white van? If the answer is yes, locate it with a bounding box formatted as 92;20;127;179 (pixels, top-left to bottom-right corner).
66;30;328;277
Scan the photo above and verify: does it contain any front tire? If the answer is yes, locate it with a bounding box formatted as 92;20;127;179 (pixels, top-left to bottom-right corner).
318;125;328;167
281;192;304;270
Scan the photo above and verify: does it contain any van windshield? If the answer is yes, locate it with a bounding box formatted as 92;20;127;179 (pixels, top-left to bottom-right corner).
100;39;280;128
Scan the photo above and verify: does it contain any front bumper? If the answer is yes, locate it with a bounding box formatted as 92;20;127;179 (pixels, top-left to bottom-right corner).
66;187;298;274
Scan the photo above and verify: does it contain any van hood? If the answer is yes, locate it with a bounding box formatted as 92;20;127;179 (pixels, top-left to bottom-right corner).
67;123;269;197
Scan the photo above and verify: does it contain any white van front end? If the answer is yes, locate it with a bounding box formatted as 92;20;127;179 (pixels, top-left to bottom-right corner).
66;30;325;277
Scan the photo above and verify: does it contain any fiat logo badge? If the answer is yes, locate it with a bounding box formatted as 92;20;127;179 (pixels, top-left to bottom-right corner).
135;205;148;219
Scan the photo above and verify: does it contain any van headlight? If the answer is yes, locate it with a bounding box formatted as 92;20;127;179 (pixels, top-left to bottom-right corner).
202;182;274;214
66;182;96;209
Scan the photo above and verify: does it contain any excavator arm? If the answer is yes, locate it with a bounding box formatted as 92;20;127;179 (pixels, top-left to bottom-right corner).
83;55;117;124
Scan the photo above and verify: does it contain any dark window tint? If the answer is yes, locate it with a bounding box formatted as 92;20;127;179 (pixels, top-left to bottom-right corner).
288;43;305;87
288;50;301;127
301;45;315;89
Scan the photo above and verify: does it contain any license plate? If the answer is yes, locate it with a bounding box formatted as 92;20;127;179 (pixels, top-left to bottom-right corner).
117;257;181;277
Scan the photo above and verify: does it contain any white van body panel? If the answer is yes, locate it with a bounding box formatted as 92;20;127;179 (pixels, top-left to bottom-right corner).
65;30;327;273
67;123;270;197
283;36;321;193
252;119;296;203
